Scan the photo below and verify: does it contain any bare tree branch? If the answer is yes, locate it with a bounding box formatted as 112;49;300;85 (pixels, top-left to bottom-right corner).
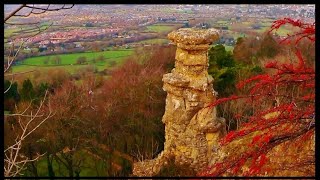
4;70;37;77
4;4;73;177
4;4;26;23
5;4;74;22
5;21;41;26
4;91;54;177
24;4;74;12
4;74;14;94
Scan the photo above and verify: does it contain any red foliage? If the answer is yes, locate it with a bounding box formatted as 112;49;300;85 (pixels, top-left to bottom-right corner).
269;18;315;45
208;95;241;108
200;18;315;177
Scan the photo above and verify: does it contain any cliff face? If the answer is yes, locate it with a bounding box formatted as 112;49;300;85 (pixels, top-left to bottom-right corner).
133;28;226;176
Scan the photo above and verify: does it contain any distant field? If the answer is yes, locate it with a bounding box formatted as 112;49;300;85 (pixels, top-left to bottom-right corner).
12;64;83;74
260;22;272;26
271;25;297;36
4;28;19;38
21;50;132;66
224;45;234;52
229;19;295;36
183;9;193;14
252;25;294;36
5;25;50;39
242;21;251;25
216;20;229;24
11;59;125;74
146;24;178;33
12;49;133;74
162;8;177;13
226;31;246;39
210;44;234;52
133;38;170;44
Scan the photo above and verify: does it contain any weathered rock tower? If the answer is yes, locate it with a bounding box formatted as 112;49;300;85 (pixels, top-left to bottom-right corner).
133;28;226;176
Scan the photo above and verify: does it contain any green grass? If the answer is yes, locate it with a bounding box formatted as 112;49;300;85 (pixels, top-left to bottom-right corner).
231;19;293;36
242;21;251;25
210;44;234;52
5;25;49;39
272;25;297;36
251;24;295;36
162;8;177;13
132;38;170;45
22;50;133;66
22;149;110;177
21;143;133;177
260;22;272;27
224;45;234;52
216;20;229;24
4;28;19;38
183;9;193;14
13;64;87;74
146;24;176;33
12;49;133;74
12;57;128;74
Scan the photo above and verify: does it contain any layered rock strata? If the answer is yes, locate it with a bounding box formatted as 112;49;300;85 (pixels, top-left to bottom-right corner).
133;28;226;176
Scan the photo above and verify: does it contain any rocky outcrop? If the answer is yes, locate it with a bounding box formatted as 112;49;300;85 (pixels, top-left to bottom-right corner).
133;28;226;176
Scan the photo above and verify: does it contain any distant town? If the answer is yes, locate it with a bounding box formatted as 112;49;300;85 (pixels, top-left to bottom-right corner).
4;4;315;62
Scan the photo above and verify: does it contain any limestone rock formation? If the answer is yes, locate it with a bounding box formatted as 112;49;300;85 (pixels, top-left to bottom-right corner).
132;28;226;177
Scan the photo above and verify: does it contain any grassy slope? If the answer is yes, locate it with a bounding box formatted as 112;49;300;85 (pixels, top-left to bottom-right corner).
21;50;133;66
146;24;177;33
12;50;133;73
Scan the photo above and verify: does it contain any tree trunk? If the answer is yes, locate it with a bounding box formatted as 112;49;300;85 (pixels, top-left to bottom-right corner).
27;145;38;177
67;160;74;177
30;161;38;177
47;154;55;179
